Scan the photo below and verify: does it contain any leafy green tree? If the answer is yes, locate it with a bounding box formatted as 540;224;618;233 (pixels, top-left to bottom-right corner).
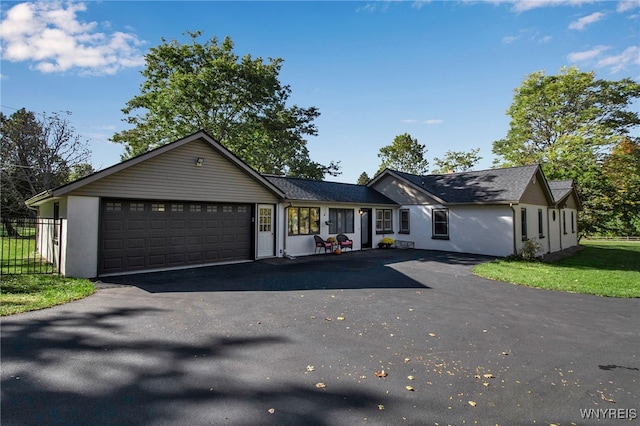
492;66;640;235
356;171;371;185
0;109;91;218
377;133;428;175
432;148;482;173
600;137;640;236
112;32;339;179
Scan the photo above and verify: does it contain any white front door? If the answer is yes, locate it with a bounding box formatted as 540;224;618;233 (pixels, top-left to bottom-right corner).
257;204;275;258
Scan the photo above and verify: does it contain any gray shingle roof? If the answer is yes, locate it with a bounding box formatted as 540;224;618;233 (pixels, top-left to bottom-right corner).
391;165;541;204
548;180;574;203
265;176;397;205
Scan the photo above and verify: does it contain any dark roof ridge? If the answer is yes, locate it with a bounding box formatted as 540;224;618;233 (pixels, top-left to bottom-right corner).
391;163;540;179
263;174;364;186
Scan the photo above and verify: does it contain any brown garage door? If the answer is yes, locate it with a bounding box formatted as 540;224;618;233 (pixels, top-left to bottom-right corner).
99;199;252;274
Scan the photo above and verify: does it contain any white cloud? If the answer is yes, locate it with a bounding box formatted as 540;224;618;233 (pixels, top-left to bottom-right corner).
569;12;605;30
502;29;552;45
597;46;640;73
401;118;442;124
617;0;640;12
567;45;611;62
568;45;640;74
490;0;598;12
412;1;432;10
0;1;145;75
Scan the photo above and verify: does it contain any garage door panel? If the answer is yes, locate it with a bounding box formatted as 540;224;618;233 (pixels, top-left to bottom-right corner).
150;220;166;230
189;219;204;229
170;236;185;246
128;239;145;249
104;220;123;231
103;258;123;270
171;220;185;229
127;220;146;230
169;254;186;264
103;239;123;250
128;256;146;268
148;255;166;266
100;200;253;274
149;237;166;248
187;252;202;262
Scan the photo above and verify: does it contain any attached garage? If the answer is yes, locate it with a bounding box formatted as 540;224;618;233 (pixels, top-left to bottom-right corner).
100;200;253;274
26;131;284;278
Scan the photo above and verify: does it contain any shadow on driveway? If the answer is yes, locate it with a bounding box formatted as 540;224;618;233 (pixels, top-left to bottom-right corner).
97;249;494;293
2;307;389;426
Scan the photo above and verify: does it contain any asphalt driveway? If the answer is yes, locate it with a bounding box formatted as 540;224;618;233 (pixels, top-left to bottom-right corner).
2;249;638;425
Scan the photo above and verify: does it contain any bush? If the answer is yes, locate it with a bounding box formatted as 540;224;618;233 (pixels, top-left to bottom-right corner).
519;239;541;261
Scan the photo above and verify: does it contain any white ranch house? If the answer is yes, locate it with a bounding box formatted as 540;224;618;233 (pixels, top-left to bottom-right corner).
26;131;580;278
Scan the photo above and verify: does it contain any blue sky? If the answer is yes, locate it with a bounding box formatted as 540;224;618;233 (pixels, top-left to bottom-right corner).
1;1;639;184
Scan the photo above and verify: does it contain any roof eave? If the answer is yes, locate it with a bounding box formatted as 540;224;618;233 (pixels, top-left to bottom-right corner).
285;198;398;206
443;200;520;207
369;169;447;205
24;190;53;207
34;130;286;200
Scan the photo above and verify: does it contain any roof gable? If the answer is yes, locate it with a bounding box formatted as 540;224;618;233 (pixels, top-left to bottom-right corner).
548;180;582;210
27;131;284;205
370;165;556;205
265;176;397;205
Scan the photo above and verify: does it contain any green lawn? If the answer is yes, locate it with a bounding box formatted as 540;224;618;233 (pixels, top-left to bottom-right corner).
472;240;640;298
0;274;95;316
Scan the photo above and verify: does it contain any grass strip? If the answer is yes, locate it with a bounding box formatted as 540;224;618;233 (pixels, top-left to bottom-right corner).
1;275;95;316
472;241;640;298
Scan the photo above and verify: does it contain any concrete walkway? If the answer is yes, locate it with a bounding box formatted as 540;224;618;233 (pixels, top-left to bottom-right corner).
2;249;638;425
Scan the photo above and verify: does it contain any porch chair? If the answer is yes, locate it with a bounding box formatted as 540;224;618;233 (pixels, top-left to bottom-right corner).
336;234;353;251
314;235;332;254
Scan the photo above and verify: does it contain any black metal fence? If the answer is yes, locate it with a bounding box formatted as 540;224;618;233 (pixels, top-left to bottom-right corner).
1;217;62;275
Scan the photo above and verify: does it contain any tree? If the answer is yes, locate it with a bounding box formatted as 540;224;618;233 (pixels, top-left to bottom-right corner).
112;32;339;180
492;66;640;235
432;148;482;174
600;137;640;235
356;171;371;185
377;133;429;175
0;109;92;218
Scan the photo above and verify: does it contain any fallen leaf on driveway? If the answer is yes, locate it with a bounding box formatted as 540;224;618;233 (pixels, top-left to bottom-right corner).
306;365;315;372
405;385;415;391
407;375;415;380
598;391;616;403
337;316;345;321
375;370;388;378
267;408;275;414
468;401;477;407
428;333;436;337
378;405;385;410
483;374;495;379
324;317;332;321
315;382;326;388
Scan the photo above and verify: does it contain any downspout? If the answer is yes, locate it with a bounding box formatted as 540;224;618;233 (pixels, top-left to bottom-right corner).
546;208;551;255
283;202;296;259
510;203;517;256
558;204;563;251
